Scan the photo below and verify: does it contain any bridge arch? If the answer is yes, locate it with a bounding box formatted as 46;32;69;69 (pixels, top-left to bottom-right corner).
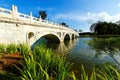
29;31;61;46
64;33;70;41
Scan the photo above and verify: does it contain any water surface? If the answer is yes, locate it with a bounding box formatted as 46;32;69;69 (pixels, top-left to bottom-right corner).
34;37;120;75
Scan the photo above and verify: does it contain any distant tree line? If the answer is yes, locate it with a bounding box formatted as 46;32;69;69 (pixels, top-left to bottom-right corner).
90;21;120;35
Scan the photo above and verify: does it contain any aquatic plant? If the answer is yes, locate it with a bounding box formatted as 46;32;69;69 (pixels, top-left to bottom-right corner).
0;44;6;53
17;43;31;56
18;45;71;80
70;64;120;80
0;43;30;54
0;43;120;80
95;64;120;80
6;43;18;53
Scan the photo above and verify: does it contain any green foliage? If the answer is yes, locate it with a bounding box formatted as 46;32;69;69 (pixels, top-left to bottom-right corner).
90;21;120;35
6;43;18;53
70;72;77;80
0;43;30;54
39;10;47;19
19;45;71;80
70;64;120;80
81;65;89;80
1;43;120;80
80;65;96;80
96;65;120;80
0;72;21;80
59;22;69;27
0;44;6;53
17;43;31;56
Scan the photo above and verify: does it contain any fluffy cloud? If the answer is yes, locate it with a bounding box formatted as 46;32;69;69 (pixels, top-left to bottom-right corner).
37;6;55;11
118;3;120;7
54;12;120;24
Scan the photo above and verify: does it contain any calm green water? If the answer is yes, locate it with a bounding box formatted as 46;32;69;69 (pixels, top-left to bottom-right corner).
48;37;120;74
33;37;120;75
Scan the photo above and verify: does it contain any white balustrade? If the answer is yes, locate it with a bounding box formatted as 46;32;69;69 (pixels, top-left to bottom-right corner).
0;5;78;34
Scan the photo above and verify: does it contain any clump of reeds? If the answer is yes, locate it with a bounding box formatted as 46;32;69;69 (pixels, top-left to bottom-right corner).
18;45;71;80
0;44;6;53
0;43;30;54
70;64;120;80
1;43;120;80
6;43;18;53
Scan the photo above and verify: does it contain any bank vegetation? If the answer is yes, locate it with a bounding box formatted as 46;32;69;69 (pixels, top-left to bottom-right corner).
0;43;120;80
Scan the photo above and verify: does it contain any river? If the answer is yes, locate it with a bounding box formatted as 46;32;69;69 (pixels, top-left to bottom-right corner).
33;37;120;76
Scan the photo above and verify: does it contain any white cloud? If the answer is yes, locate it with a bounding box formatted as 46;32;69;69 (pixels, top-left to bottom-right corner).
54;13;88;21
54;12;120;24
118;3;120;7
37;6;55;11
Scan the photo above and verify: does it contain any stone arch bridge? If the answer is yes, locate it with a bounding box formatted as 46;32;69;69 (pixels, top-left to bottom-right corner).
0;5;79;46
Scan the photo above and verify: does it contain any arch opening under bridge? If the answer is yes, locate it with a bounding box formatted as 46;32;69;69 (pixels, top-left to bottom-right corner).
29;31;61;46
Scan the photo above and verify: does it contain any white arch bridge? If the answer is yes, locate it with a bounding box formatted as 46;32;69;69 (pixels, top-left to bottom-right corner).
0;5;79;46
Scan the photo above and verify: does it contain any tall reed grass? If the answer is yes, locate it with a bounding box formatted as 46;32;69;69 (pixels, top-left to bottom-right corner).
0;44;6;53
0;43;120;80
6;43;18;53
70;64;120;80
18;45;71;80
0;43;30;54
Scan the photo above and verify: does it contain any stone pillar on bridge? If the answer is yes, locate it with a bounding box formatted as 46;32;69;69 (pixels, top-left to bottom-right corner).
30;11;32;23
12;5;18;19
60;32;65;42
69;34;72;40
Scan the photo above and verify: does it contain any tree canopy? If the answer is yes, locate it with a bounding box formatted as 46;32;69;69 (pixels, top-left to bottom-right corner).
39;10;47;20
59;22;69;27
90;21;120;35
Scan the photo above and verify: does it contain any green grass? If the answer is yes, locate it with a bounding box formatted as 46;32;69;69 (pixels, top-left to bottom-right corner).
0;71;21;80
0;43;120;80
0;43;30;54
0;44;6;53
70;64;120;80
18;45;71;80
6;43;18;53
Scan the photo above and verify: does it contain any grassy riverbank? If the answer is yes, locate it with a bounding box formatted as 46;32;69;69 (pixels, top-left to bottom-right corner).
0;43;120;80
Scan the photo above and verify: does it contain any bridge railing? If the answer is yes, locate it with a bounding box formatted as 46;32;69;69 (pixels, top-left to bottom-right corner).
0;7;12;19
0;5;78;34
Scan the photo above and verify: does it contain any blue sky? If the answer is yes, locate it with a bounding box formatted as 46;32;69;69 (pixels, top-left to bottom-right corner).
1;0;120;32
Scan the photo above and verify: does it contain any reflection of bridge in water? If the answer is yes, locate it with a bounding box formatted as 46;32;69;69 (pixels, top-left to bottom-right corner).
54;39;79;54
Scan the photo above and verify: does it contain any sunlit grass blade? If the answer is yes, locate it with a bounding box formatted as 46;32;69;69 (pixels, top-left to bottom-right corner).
70;72;77;80
89;68;96;80
108;65;120;80
0;44;6;53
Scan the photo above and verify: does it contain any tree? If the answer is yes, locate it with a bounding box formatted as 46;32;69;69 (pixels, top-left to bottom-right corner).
59;22;69;27
90;23;97;32
39;10;47;20
90;21;120;35
79;29;83;33
61;22;66;26
74;29;77;32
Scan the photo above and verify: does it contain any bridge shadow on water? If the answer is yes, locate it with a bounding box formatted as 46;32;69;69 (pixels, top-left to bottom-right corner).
31;38;78;54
